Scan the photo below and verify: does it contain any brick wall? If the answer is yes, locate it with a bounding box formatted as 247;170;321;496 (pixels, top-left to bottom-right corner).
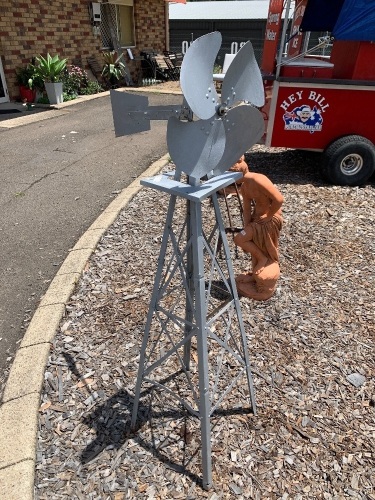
0;0;167;101
135;0;167;53
127;0;168;85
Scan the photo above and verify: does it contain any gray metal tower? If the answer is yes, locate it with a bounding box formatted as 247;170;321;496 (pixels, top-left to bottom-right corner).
110;31;265;489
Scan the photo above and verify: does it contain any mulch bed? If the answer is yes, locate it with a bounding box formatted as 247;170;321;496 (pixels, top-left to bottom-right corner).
35;146;375;499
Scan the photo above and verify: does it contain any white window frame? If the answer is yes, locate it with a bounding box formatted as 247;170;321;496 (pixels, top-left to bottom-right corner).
0;57;9;103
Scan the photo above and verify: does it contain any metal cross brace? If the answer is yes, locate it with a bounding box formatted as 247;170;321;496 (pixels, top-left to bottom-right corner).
131;171;256;490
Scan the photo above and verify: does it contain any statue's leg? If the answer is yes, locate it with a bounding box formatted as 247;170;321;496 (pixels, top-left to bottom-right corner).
236;261;280;301
243;242;268;275
236;272;255;284
234;227;268;275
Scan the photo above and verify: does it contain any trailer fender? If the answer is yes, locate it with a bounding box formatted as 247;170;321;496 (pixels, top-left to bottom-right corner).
322;135;375;186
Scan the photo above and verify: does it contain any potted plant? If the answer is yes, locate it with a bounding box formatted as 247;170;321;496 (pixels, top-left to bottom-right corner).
34;53;67;104
101;51;127;88
15;64;43;103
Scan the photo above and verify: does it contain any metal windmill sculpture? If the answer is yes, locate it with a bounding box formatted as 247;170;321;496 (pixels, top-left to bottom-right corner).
110;32;265;490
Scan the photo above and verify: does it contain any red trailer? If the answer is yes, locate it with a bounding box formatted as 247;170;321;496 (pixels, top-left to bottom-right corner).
260;0;375;185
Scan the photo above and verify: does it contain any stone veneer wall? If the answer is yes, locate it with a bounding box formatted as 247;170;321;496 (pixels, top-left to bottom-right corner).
0;0;167;101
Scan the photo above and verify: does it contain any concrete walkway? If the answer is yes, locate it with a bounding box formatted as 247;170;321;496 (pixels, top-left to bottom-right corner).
0;92;108;125
0;87;181;499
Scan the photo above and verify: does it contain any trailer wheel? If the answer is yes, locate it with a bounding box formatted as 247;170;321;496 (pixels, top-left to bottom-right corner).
322;135;375;186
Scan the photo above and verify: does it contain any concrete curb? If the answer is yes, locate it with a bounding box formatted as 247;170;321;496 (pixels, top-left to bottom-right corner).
0;153;170;500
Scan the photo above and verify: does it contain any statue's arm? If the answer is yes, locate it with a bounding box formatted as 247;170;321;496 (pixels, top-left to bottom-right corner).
254;176;284;223
242;189;253;226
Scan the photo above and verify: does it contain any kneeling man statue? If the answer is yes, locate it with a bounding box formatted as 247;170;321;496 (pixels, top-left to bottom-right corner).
234;164;284;301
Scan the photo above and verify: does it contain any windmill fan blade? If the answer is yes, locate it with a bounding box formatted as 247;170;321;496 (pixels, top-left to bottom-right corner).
221;42;265;109
167;115;226;183
212;105;265;177
180;32;221;120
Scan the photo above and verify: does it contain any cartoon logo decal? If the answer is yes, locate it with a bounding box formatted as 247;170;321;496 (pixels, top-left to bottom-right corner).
280;91;329;133
283;104;322;132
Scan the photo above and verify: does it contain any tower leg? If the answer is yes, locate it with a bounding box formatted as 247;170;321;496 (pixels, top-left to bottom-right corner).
191;200;212;490
211;193;257;414
131;195;178;429
183;199;193;371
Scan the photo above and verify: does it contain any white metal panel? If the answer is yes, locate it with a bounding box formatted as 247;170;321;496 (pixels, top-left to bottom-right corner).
169;1;269;21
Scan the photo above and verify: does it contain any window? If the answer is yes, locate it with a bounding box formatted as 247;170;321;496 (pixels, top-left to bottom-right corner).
101;0;135;49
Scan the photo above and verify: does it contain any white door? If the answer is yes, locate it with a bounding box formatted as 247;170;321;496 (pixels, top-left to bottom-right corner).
0;57;10;103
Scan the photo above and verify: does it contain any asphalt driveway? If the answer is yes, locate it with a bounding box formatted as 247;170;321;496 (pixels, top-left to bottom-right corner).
0;91;182;386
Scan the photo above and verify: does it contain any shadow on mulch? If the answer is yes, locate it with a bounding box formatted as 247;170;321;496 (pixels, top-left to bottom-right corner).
62;351;254;489
246;148;375;187
79;388;203;485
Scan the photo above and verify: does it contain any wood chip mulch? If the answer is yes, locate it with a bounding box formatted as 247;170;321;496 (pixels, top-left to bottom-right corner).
35;146;375;499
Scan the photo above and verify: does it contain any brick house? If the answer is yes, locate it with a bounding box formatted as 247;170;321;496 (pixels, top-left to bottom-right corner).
0;0;170;102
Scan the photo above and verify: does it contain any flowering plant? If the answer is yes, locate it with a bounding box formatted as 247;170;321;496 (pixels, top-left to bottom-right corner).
62;65;89;97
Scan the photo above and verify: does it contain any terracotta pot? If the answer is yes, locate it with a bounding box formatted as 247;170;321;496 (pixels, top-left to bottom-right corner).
19;85;36;103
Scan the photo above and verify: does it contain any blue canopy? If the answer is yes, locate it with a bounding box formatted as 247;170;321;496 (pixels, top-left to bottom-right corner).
300;0;375;41
333;0;375;41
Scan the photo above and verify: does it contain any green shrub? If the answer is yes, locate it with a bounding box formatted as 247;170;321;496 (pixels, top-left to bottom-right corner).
79;80;104;95
62;91;77;101
36;95;50;104
15;64;44;90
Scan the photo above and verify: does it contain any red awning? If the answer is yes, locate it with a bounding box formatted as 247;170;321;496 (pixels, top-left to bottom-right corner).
165;0;186;3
